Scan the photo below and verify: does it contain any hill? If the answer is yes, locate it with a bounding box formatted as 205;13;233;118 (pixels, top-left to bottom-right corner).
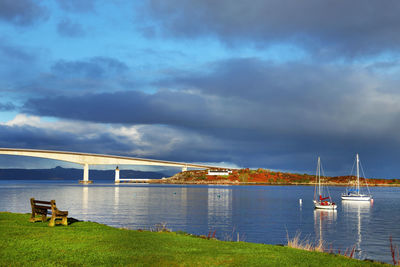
0;166;166;180
154;168;400;186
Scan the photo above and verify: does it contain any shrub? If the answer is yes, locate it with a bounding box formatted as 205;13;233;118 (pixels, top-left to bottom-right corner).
287;231;324;252
196;174;207;180
238;173;249;182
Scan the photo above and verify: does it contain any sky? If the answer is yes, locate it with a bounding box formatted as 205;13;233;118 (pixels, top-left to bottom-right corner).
1;0;400;178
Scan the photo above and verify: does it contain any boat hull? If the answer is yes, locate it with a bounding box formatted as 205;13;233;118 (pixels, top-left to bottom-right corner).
341;194;371;201
313;200;337;210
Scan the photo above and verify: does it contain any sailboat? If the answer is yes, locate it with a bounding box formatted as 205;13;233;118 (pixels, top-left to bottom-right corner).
341;154;372;201
313;157;337;210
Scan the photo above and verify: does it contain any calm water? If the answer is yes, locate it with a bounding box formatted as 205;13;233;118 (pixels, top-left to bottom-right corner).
1;180;399;263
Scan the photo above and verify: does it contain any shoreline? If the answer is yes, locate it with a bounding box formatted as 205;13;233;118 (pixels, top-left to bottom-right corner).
149;179;400;187
151;168;400;187
2;179;399;187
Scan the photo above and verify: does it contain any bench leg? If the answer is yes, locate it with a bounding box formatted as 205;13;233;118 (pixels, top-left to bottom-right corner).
49;216;55;227
30;211;36;222
30;212;47;223
62;216;68;226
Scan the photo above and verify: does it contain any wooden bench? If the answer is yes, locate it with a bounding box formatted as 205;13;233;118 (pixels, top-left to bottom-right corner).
30;198;68;227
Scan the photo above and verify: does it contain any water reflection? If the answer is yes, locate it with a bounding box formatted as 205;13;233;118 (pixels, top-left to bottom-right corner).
342;201;372;259
124;186;149;228
114;186;119;205
207;187;232;231
314;209;337;248
113;186;119;215
82;186;89;220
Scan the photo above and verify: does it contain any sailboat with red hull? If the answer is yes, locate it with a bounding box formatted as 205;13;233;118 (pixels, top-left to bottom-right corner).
313;157;337;210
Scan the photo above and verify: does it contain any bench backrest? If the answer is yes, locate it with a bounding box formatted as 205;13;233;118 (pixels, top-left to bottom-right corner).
30;198;56;211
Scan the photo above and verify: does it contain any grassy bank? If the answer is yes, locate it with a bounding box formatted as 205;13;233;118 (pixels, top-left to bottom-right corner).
0;212;387;266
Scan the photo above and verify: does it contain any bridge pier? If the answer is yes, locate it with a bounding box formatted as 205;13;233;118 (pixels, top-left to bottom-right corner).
115;166;120;183
79;163;93;184
182;165;188;172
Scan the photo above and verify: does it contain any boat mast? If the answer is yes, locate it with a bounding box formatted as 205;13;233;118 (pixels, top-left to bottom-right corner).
356;154;360;193
318;157;321;197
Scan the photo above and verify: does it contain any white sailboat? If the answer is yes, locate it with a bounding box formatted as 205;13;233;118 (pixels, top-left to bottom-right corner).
341;154;372;201
313;157;337;210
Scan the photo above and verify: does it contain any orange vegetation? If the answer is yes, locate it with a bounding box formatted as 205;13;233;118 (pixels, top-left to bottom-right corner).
164;168;400;185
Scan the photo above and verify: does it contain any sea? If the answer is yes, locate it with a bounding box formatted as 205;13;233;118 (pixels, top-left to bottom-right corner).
1;180;399;264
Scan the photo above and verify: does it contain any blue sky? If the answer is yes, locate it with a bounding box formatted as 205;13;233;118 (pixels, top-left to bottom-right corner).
1;0;400;178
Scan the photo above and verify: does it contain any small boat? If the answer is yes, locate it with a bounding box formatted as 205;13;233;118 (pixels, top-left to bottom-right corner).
341;154;372;201
313;157;337;210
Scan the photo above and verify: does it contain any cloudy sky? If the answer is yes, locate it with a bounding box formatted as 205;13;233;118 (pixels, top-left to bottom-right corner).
1;0;400;178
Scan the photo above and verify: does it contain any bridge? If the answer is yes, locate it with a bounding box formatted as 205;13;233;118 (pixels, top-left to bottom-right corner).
0;148;221;184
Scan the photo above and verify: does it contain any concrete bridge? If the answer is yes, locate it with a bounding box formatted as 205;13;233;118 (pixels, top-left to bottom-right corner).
0;148;219;184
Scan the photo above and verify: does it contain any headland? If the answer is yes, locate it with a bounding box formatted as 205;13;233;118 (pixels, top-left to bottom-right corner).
150;168;400;186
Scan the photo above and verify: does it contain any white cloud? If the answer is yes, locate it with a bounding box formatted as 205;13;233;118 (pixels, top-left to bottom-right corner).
2;113;41;127
0;113;236;165
192;161;241;169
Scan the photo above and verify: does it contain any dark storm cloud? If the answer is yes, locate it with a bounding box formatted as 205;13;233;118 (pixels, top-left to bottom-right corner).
21;57;400;177
156;58;400;136
166;58;356;102
15;57;132;95
143;0;400;57
0;124;125;155
57;18;86;38
0;0;48;26
23;58;400;136
23;90;213;127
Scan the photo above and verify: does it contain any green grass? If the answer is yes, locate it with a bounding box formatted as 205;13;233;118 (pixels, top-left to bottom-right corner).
0;212;387;266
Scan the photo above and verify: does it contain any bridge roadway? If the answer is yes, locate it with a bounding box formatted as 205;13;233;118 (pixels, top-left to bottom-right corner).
0;148;219;184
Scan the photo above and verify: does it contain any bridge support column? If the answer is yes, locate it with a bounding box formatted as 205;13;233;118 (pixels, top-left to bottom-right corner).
182;165;187;172
79;163;93;184
115;166;120;183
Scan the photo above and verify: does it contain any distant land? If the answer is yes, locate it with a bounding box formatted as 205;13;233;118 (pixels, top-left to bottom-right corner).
0;166;166;180
152;168;400;186
2;167;399;186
